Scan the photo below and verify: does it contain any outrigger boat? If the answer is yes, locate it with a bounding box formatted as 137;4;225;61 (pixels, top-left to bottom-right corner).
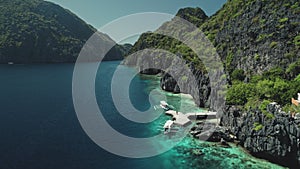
159;101;174;111
162;120;181;134
163;120;174;134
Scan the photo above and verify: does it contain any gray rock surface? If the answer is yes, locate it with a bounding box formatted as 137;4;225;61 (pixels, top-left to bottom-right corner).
221;103;300;168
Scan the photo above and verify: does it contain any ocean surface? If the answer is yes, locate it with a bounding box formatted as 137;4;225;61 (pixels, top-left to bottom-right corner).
0;61;286;169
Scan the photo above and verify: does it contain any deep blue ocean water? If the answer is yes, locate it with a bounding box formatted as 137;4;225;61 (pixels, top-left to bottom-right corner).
0;61;285;169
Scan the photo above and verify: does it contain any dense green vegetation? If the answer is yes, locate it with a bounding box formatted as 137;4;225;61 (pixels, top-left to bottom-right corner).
226;59;300;114
129;7;208;72
130;33;206;72
0;0;124;63
129;2;300;167
130;0;300;114
200;0;300;76
0;0;93;62
200;0;255;42
175;7;208;28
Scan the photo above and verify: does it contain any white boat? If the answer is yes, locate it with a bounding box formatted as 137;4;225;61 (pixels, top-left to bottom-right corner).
163;120;182;134
8;62;14;65
160;101;173;110
163;120;174;133
163;120;174;129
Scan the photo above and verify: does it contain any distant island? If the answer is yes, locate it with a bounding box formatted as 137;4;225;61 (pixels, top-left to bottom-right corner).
0;0;130;63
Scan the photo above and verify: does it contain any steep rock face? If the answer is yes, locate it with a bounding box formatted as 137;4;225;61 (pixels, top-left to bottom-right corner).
160;66;210;107
125;7;210;107
0;0;123;63
176;7;208;27
127;1;300;167
128;0;300;107
221;104;300;168
202;0;300;76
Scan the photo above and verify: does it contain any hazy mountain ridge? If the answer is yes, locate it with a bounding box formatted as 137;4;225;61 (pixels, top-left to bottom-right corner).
0;0;124;63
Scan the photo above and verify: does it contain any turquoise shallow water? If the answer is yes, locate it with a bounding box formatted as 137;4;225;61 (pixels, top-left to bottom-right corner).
139;74;286;169
0;61;286;169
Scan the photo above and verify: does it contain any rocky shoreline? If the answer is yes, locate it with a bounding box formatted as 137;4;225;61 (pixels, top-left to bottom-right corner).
124;0;300;167
187;102;300;168
220;103;300;168
126;62;297;168
125;60;300;168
